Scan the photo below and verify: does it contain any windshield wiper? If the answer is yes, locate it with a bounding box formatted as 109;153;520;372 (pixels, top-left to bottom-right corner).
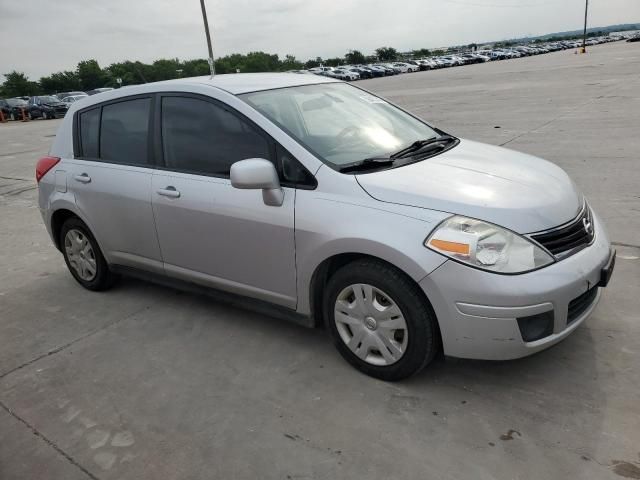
337;134;458;173
337;157;396;173
390;134;457;159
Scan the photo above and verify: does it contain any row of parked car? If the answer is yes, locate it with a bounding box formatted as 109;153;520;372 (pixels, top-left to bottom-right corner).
1;35;631;120
300;36;625;81
0;88;113;121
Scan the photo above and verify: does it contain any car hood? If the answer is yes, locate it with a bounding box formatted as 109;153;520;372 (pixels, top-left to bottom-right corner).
355;139;583;233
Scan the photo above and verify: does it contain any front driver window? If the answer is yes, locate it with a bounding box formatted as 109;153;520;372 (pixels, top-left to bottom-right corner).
161;96;271;177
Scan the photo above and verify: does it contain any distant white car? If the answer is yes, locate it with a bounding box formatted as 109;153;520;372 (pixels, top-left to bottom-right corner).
395;62;419;72
309;67;337;77
433;57;455;67
390;62;420;73
440;56;463;66
378;63;399;74
333;68;359;81
61;95;88;107
416;59;437;70
383;63;408;73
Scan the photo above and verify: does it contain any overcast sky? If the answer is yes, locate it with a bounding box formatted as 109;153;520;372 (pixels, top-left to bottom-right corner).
2;0;639;79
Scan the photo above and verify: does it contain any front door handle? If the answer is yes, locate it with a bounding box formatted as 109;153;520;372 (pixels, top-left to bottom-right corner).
157;186;180;198
74;173;91;183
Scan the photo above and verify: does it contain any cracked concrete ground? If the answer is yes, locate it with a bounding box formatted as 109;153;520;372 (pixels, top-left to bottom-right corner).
1;41;639;479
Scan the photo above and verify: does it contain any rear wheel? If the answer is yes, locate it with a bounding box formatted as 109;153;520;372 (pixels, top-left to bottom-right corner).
324;259;440;381
60;218;116;291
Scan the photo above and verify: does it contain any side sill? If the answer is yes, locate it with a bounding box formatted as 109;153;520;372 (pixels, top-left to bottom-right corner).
110;265;315;329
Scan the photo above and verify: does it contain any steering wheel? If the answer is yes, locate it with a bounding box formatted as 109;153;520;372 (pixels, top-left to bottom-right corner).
336;125;361;142
325;126;364;156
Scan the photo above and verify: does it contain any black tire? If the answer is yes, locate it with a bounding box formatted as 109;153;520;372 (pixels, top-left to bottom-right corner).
324;259;440;381
59;217;117;291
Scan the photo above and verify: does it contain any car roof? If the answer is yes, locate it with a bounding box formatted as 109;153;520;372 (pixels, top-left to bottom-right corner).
61;73;343;112
157;73;339;95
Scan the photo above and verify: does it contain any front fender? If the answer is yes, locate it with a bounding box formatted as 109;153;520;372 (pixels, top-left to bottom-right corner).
294;190;448;316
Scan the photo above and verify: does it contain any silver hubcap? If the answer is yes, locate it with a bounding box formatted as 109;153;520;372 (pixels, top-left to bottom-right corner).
334;284;408;366
64;229;97;281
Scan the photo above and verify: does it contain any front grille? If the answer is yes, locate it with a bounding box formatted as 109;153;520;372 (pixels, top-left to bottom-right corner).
567;287;598;324
530;205;594;257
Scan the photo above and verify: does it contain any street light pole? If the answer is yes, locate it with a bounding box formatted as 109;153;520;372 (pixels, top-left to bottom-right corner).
582;0;589;53
199;0;215;77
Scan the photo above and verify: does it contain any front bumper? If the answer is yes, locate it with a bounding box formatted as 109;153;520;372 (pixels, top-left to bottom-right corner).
43;107;68;118
420;211;612;360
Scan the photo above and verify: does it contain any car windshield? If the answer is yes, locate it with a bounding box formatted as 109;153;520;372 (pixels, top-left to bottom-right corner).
241;83;439;167
7;98;27;107
39;96;59;103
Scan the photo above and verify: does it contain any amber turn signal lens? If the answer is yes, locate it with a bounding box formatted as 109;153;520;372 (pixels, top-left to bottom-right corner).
429;239;470;255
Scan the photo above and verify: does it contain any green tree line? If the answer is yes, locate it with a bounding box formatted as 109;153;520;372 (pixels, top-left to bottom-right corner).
1;48;416;97
0;27;604;98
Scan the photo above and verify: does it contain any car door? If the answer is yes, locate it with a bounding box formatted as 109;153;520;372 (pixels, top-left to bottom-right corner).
68;95;163;273
28;97;38;116
151;93;298;308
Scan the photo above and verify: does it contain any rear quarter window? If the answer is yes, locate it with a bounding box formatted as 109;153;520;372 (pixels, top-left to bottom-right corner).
79;108;100;159
74;97;152;166
100;98;151;165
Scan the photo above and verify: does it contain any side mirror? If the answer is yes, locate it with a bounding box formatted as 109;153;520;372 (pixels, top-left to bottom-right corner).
230;158;284;207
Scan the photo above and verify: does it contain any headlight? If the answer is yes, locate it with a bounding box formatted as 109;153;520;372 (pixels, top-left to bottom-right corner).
425;216;554;273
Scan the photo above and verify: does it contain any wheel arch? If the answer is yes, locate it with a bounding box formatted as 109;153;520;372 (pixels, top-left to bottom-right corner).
307;251;442;333
50;207;104;257
50;208;81;251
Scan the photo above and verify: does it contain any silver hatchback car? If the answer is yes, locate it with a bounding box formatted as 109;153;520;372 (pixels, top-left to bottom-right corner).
37;73;615;380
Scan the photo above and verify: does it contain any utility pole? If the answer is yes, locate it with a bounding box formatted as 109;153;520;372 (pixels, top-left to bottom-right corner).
199;0;215;76
582;0;589;53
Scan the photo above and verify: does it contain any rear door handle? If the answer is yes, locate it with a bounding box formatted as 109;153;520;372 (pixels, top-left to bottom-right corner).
157;186;180;198
74;173;91;183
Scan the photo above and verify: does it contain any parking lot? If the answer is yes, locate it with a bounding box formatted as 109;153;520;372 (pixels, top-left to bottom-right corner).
1;40;639;480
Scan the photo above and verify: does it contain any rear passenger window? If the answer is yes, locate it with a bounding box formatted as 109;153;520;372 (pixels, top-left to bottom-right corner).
79;108;100;158
100;98;151;165
161;96;270;177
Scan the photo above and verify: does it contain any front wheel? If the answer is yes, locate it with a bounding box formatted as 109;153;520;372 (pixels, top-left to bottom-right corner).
324;259;440;381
